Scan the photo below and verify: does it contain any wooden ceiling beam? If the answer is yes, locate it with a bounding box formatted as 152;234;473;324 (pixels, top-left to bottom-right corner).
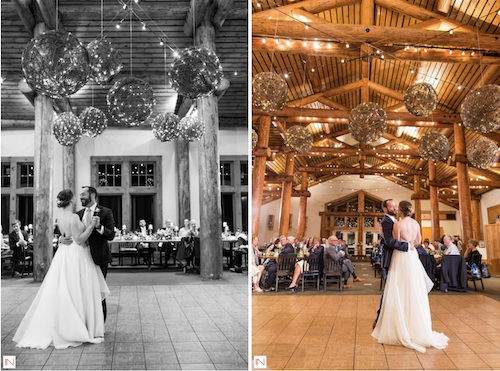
184;0;212;36
253;12;500;50
11;0;35;36
368;80;403;101
316;95;350;110
212;0;234;31
313;128;351;145
470;65;500;92
252;0;360;21
255;107;461;123
35;0;64;31
286;80;363;107
298;167;424;175
406;18;442;30
304;55;322;93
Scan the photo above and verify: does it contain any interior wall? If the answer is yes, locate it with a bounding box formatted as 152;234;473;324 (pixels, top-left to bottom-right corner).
480;188;500;240
1;126;247;228
258;175;462;245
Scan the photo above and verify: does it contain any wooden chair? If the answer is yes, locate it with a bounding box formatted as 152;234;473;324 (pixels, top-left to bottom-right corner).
324;254;343;292
11;248;32;277
467;253;484;291
275;253;297;292
300;254;322;292
118;242;139;266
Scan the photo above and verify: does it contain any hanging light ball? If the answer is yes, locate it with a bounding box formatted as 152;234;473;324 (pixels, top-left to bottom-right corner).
418;131;450;161
179;116;205;141
404;83;438;117
284;126;313;154
252;72;288;113
79;107;108;137
348;102;387;143
461;85;500;133
53;112;83;146
169;47;223;99
467;137;499;169
252;129;258;150
87;38;123;84
107;77;155;126
151;113;181;142
22;30;90;99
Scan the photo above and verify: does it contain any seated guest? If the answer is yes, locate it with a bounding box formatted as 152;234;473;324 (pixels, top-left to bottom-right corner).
443;235;460;255
416;243;428;255
134;219;156;264
179;219;191;238
286;236;324;291
251;237;264;292
325;235;364;289
424;239;434;252
1;225;12;255
189;220;199;237
464;239;481;269
9;220;29;277
433;239;445;253
263;236;293;292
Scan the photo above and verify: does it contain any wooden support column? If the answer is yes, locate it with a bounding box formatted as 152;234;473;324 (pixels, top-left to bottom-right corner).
33;21;54;282
176;97;193;225
413;175;421;225
279;152;295;236
428;161;440;242
471;199;482;241
296;172;308;240
60;100;75;200
360;0;373;103
252;116;271;237
454;122;473;244
359;143;366;178
358;191;365;245
196;21;222;279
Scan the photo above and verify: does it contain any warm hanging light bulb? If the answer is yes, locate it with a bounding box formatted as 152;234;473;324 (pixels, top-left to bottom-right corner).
345;43;349;48
424;48;427;53
116;23;120;29
449;49;453;54
449;30;453;34
471;51;475;56
262;38;266;44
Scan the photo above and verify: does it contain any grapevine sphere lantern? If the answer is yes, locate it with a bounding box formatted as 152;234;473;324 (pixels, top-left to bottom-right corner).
252;72;288;113
418;131;450;161
79;107;108;137
284;126;313;154
252;129;258;150
467;137;499;169
107;77;156;126
348;102;387;143
22;30;90;99
53;112;83;146
151;113;181;142
179;116;205;141
461;85;500;133
169;47;224;99
404;83;438;117
87;38;123;84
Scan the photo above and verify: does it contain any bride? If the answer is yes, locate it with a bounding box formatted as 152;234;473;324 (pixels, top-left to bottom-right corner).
372;200;449;353
13;189;109;349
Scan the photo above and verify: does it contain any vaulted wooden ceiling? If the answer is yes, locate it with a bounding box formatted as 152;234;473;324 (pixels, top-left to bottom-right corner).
252;0;500;209
1;0;247;129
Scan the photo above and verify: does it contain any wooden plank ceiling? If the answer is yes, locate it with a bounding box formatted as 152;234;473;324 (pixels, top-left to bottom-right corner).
252;0;500;209
1;0;247;128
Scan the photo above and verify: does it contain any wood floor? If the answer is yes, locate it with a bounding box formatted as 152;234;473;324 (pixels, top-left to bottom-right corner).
252;294;500;370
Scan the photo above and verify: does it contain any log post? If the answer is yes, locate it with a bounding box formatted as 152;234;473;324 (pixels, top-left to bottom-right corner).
358;191;365;246
454;122;473;245
176;97;193;225
60;100;75;202
413;175;421;225
33;21;54;282
279;152;295;236
428;161;440;242
296;171;308;239
471;199;482;241
196;21;223;279
252;116;271;237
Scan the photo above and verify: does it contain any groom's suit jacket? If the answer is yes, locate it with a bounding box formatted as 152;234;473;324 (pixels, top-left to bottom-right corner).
77;205;115;265
380;215;408;269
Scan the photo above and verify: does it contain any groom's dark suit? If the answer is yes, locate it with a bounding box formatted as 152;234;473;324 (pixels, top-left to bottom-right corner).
77;204;115;320
376;214;409;323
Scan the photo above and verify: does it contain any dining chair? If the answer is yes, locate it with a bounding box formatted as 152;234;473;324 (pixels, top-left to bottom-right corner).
300;254;322;292
466;253;484;291
275;253;297;292
323;255;343;292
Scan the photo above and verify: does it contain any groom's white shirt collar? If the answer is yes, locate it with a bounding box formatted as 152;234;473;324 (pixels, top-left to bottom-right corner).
86;204;97;214
385;214;396;223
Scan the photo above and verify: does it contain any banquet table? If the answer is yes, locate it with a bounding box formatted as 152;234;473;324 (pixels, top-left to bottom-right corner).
222;237;238;268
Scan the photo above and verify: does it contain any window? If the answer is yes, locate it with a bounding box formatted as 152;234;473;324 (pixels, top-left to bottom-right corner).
98;164;122;187
1;163;11;188
220;156;248;233
347;217;358;227
19;163;34;188
364;217;375;228
334;217;344;227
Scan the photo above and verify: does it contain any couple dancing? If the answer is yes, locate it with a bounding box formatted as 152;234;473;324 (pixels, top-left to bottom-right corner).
372;199;449;353
13;187;114;349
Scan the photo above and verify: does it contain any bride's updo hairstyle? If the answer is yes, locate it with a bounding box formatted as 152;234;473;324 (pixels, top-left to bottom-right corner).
56;189;73;208
399;200;414;217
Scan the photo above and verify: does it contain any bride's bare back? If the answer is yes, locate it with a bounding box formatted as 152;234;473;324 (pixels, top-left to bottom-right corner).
57;210;89;245
393;217;421;247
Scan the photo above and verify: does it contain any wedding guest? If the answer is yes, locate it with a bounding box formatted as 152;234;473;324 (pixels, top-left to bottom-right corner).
464;239;481;268
9;220;29;277
286;236;324;291
251;237;264;292
325;235;364;289
179;219;191;238
424;239;434;252
433;239;445;253
134;219;155;265
189;220;199;237
443;235;460;255
416;243;428;255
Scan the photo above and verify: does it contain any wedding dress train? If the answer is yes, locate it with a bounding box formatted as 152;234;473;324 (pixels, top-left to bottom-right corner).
371;245;449;353
13;241;109;349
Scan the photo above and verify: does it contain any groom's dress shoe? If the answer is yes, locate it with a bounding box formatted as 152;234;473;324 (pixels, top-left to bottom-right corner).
343;284;352;289
353;277;365;282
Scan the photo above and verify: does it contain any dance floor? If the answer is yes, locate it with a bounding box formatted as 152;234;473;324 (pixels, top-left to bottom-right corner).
1;271;248;370
252;294;500;370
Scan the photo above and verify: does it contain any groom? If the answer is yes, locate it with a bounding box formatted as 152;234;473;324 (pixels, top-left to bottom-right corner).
373;199;412;329
77;186;115;321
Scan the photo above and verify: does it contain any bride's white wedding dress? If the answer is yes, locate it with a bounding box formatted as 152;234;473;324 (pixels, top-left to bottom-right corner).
13;240;109;349
371;243;449;353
